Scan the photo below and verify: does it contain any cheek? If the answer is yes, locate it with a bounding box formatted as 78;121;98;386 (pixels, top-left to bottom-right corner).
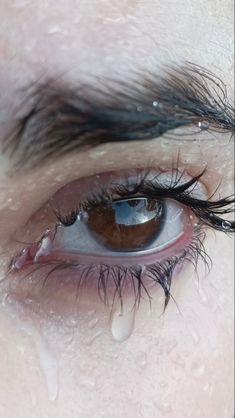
0;235;233;418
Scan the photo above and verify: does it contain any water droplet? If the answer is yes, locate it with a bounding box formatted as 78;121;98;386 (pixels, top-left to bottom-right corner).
88;317;98;329
34;235;52;262
136;105;143;112
166;339;178;354
152;100;159;107
136;351;147;369
198;285;208;304
87;309;95;316
47;25;61;34
198;120;209;130
191;358;205;377
222;220;231;230
9;201;22;211
79;376;97;390
158;400;172;413
2;295;59;401
111;306;135;342
190;330;200;345
30;391;37;406
12;248;29;270
87;329;103;346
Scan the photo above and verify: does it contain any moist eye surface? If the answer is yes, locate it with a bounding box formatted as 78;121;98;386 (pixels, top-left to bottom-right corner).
85;197;165;251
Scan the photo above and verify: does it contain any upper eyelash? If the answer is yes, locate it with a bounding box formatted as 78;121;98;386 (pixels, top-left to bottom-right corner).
7;169;233;314
56;169;235;233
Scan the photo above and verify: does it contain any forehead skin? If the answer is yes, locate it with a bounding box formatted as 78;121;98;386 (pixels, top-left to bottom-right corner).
0;0;233;97
0;1;234;418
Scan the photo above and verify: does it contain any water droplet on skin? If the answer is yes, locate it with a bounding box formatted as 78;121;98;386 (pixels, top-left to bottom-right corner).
87;309;96;316
0;191;9;209
157;401;172;414
12;248;29;270
2;294;59;401
191;358;205;377
152;100;159;107
87;329;103;346
30;391;37;406
88;317;99;329
198;120;209;130
111;306;135;342
79;376;97;390
190;330;200;345
166;339;178;354
136;351;147;369
198;285;208;304
222;220;231;230
9;201;22;211
47;25;61;34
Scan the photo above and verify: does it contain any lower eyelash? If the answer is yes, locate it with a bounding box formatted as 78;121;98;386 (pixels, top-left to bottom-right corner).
10;225;211;312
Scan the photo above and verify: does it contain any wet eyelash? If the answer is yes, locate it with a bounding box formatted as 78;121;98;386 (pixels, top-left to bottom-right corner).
7;169;234;312
12;225;210;312
56;169;235;233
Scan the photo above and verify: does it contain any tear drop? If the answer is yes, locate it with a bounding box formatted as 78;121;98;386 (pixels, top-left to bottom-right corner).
34;234;52;262
111;306;135;342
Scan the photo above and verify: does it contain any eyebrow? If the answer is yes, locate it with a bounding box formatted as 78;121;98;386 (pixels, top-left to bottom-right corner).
1;62;234;170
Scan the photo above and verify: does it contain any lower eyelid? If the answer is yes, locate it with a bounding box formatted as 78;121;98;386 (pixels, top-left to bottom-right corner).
5;232;209;323
7;222;208;314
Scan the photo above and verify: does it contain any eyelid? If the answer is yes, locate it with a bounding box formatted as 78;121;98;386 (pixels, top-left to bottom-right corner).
10;167;233;269
4;164;234;317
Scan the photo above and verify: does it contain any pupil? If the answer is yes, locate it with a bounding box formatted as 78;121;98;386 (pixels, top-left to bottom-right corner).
86;197;165;252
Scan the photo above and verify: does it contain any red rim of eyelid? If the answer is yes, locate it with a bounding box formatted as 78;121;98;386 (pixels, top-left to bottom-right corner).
12;210;194;270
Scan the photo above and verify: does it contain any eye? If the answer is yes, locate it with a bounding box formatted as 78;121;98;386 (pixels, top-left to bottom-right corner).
86;197;165;251
10;168;234;310
51;197;185;262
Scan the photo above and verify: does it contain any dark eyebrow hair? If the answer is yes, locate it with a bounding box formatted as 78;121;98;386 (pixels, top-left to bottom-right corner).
1;62;234;170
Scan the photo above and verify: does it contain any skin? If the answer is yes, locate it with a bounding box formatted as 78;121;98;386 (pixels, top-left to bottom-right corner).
0;1;234;417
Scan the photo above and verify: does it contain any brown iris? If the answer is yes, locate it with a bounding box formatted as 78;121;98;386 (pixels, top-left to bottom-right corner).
86;197;165;252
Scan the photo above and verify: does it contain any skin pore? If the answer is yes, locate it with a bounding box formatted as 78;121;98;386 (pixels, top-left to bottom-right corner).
0;1;234;418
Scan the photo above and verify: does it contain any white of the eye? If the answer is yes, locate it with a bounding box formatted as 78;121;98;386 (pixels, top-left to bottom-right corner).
52;199;185;257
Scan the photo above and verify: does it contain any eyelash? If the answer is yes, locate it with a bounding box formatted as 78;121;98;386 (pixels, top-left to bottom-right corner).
8;168;234;312
56;169;234;233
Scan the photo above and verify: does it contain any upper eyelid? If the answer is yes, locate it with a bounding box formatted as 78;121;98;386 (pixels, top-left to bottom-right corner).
1;61;234;172
53;170;235;233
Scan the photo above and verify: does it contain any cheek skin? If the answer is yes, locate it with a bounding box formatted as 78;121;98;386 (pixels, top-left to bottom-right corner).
0;231;233;418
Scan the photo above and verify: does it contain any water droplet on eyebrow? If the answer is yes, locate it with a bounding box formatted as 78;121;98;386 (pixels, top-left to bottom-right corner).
222;220;231;230
198;120;209;130
152;100;159;107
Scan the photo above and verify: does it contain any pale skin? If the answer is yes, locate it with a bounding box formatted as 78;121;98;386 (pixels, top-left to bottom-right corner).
0;1;234;418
